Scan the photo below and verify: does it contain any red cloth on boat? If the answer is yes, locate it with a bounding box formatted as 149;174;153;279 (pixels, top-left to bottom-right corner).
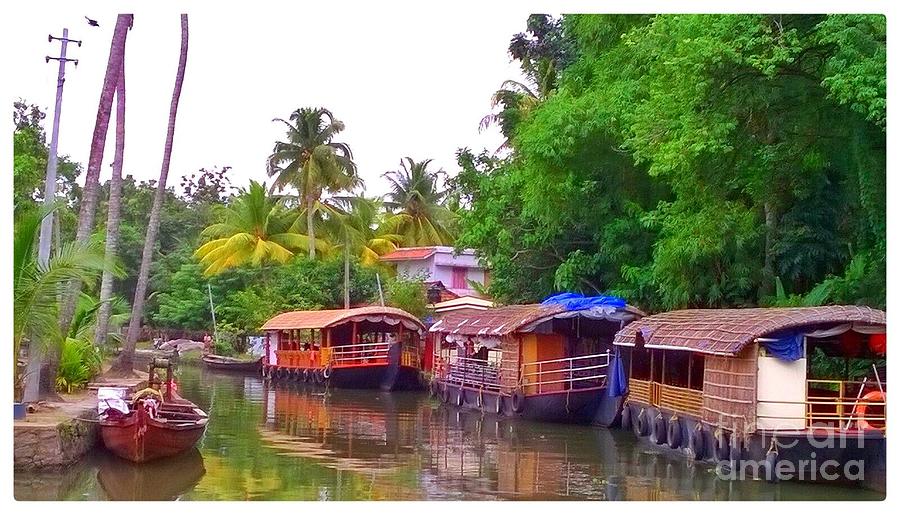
868;333;887;355
839;331;863;357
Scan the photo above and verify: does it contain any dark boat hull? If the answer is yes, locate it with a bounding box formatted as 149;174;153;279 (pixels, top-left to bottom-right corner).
328;364;422;391
202;354;262;373
100;404;208;463
435;381;621;425
622;401;886;492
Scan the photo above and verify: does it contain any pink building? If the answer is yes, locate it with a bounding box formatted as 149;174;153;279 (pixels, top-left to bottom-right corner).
379;246;490;298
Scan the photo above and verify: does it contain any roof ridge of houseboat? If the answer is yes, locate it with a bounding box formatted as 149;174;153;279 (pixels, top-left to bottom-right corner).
261;306;426;331
613;304;886;356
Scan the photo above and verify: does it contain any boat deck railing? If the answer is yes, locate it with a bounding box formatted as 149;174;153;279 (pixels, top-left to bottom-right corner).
444;356;503;391
520;352;610;394
329;342;391;367
274;349;320;369
758;379;887;431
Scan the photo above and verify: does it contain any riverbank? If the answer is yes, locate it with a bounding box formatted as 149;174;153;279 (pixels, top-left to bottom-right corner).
13;368;148;471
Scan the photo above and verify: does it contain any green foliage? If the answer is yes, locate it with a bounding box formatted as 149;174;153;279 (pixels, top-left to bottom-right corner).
385;274;430;319
56;338;102;393
382;158;456;246
153;256;379;333
456;14;885;310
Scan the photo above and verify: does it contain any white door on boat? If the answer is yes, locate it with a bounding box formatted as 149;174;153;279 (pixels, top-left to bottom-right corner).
756;345;807;431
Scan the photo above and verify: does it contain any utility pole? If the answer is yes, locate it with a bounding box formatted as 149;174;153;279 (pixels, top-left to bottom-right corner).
23;29;80;404
38;28;80;264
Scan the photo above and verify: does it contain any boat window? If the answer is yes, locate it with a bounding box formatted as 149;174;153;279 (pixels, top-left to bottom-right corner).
688;353;705;390
630;346;651;380
663;350;690;388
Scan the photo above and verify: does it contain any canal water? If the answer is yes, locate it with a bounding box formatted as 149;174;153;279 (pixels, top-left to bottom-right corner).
14;365;882;501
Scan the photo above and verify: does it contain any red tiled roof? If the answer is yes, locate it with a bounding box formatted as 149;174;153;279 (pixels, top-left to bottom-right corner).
261;306;425;331
379;247;437;262
613;305;886;356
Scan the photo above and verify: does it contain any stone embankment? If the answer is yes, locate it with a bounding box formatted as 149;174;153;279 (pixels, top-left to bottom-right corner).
14;372;147;470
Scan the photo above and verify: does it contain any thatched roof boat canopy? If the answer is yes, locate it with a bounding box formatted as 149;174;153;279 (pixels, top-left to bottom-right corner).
430;302;645;337
613;305;886;356
261;306;425;333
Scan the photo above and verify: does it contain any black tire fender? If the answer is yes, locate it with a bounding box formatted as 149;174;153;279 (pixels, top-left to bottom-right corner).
621;404;632;431
495;395;503;414
714;429;731;462
475;390;484;409
652;414;667;445
688;423;706;460
729;433;742;463
511;390;525;413
633;408;648;437
765;449;779;483
441;385;450;404
456;389;465;407
323;365;333;380
666;416;682;449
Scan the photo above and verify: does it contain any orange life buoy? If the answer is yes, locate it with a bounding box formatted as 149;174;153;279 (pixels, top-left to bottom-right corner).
855;390;886;431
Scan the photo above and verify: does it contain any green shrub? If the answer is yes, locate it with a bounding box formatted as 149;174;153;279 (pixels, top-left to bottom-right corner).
56;338;102;393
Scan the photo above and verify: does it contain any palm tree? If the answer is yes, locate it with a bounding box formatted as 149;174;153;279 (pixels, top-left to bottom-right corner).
120;14;188;374
266;107;360;259
14;207;108;400
194;181;327;275
321;197;402;308
51;14;132;398
382;157;455;246
96;59;127;347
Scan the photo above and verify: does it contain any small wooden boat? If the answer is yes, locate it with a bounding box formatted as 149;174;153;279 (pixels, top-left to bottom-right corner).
100;359;208;463
202;353;262;373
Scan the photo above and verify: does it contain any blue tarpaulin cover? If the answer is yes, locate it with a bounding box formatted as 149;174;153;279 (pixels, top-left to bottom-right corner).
607;347;628;397
541;292;627;310
762;331;805;361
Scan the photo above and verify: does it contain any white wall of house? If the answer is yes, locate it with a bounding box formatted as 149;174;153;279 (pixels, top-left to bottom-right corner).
393;247;488;296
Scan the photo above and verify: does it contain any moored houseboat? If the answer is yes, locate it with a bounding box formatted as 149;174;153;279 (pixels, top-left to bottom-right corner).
261;306;426;391
429;294;644;424
613;305;886;488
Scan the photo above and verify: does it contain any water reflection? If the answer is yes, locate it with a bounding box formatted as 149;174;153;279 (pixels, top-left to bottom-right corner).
96;449;206;501
14;365;883;501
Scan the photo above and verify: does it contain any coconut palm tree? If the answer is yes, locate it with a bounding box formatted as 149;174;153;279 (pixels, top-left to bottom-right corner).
51;14;132;398
266;107;360;259
95;60;127;347
194;181;327;275
382;157;455;246
120;14;188;374
14;206;108;400
321;197;402;308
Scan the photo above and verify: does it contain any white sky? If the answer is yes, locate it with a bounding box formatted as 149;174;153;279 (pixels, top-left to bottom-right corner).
6;3;530;197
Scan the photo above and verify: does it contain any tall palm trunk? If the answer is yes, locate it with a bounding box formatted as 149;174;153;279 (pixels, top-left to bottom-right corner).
119;14;189;373
344;239;350;309
95;60;126;348
307;195;316;259
44;14;131;397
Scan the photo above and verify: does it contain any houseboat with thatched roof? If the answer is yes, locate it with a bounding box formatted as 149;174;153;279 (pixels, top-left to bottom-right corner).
429;294;644;424
613;305;886;488
261;306;426;391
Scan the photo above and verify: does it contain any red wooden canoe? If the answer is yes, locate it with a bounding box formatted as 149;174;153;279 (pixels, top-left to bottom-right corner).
100;399;208;463
100;358;209;463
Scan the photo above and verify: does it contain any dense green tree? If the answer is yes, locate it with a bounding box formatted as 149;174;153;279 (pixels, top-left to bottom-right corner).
456;14;885;311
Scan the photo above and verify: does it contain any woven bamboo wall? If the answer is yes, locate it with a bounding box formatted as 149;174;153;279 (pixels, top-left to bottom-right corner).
702;344;758;434
500;335;521;394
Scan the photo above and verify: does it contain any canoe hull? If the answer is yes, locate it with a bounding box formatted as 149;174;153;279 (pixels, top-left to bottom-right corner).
202;354;261;373
100;405;207;463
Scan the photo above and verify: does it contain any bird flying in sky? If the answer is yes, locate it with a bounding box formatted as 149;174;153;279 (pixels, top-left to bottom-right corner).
85;16;99;27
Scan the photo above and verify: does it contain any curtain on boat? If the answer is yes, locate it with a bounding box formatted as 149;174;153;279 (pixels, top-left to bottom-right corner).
607;347;627;397
760;331;806;361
